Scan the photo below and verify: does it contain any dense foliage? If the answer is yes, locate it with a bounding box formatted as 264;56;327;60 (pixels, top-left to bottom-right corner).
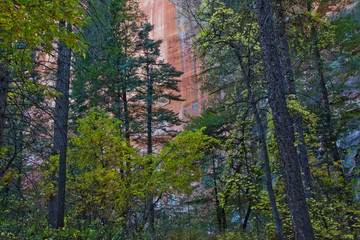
0;0;359;239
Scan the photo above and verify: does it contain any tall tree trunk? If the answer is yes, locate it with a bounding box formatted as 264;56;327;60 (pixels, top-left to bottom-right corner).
256;0;315;239
123;23;130;141
0;49;9;150
50;21;72;229
275;0;313;198
147;66;153;156
123;89;130;140
147;66;155;236
212;154;226;233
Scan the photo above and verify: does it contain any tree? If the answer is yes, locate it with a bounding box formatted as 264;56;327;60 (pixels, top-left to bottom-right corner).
134;23;183;144
71;0;143;140
0;0;85;230
194;1;284;237
0;0;84;150
42;109;216;238
66;109;144;237
256;0;315;239
274;0;313;198
134;22;183;234
0;49;9;151
48;21;72;229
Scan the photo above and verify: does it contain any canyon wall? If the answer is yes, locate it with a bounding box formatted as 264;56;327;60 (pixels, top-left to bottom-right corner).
139;0;204;121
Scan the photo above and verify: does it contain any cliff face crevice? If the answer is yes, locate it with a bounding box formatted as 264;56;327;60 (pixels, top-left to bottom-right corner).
139;0;204;120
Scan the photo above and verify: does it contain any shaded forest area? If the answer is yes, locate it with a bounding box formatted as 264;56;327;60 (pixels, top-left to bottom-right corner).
0;0;360;239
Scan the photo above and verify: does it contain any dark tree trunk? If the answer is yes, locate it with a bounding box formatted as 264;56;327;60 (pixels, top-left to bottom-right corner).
232;47;284;239
123;88;130;140
221;203;227;231
147;66;153;156
242;201;252;231
146;66;155;235
49;21;72;229
212;154;226;233
123;25;130;141
251;97;285;239
275;0;313;199
256;1;315;239
0;49;9;150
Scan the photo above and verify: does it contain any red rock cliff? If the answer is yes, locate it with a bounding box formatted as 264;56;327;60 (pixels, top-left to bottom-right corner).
139;0;204;121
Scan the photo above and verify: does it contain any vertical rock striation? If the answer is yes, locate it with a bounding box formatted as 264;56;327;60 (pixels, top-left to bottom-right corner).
139;0;203;120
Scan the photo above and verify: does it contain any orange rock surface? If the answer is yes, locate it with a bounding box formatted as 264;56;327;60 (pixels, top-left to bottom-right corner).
139;0;204;121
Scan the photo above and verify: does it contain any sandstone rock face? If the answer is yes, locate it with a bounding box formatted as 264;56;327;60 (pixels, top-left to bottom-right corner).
139;0;204;121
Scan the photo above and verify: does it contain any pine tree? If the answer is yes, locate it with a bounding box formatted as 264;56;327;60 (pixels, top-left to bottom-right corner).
71;0;142;139
134;23;183;148
134;23;183;234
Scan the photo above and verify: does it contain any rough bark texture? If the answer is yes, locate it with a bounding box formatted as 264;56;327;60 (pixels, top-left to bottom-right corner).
50;21;71;229
0;50;9;150
146;67;155;235
256;0;315;239
275;0;313;198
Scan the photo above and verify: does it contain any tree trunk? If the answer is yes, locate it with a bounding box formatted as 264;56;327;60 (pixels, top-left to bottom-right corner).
251;97;285;239
123;23;130;141
242;201;252;231
212;154;226;233
147;66;153;156
0;49;9;150
147;66;155;236
256;0;315;239
275;0;313;198
232;46;284;239
314;39;340;162
50;21;72;229
122;87;130;140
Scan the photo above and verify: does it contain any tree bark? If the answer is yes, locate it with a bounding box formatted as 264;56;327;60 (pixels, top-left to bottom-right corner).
123;90;130;139
123;23;130;141
256;0;315;239
50;21;72;229
147;66;155;236
275;0;313;198
147;66;153;156
0;49;9;150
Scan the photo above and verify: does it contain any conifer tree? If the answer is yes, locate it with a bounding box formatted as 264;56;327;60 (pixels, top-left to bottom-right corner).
134;23;183;234
71;0;142;139
134;23;183;148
